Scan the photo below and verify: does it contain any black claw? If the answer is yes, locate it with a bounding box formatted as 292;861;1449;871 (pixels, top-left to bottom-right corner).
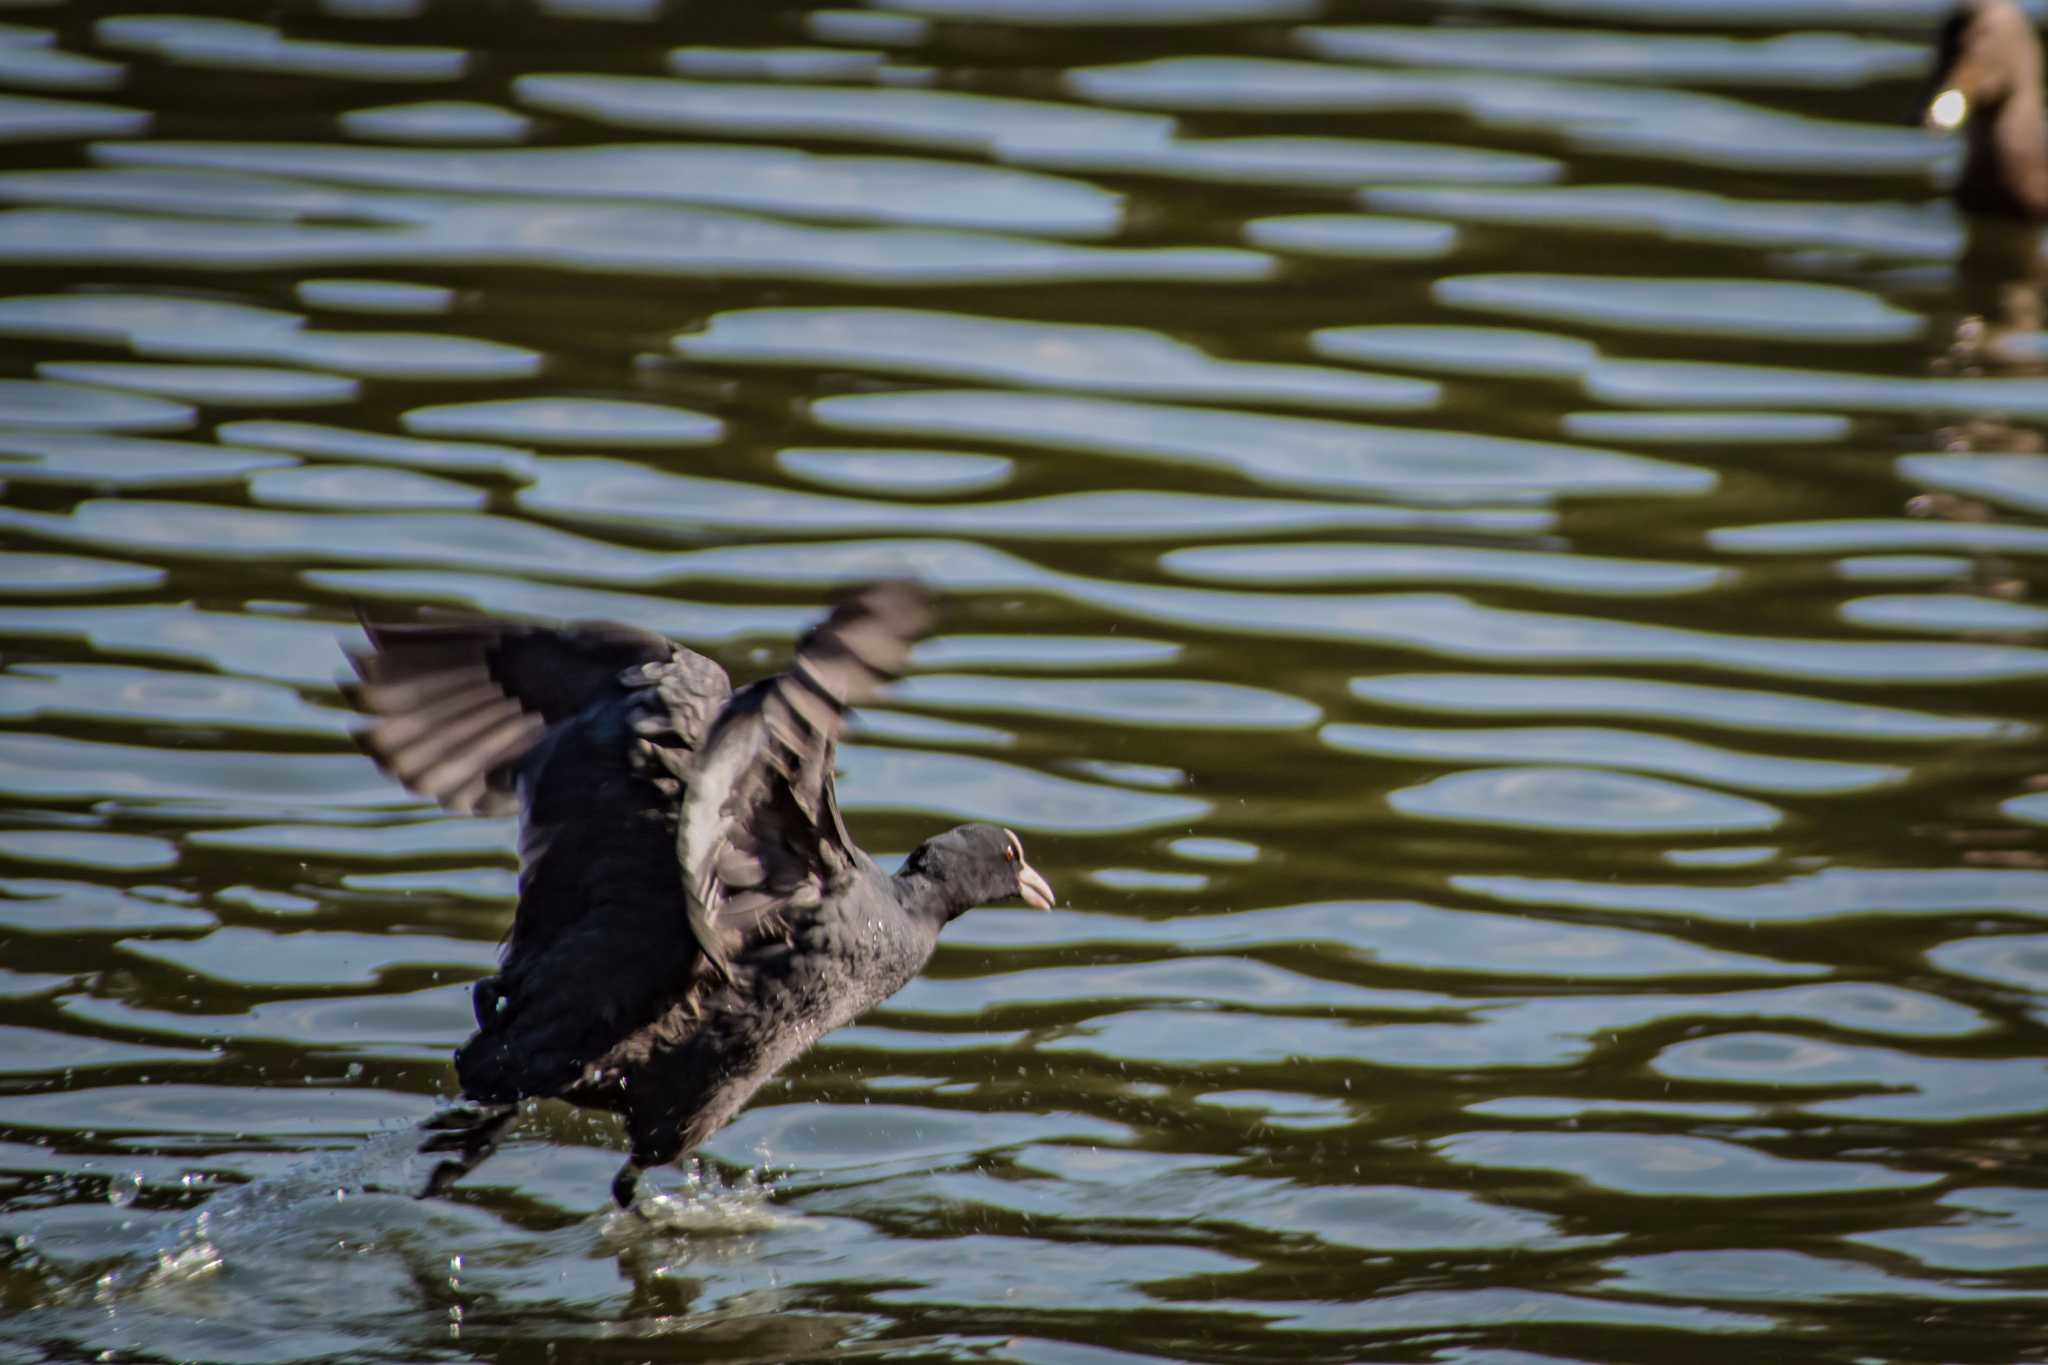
418;1158;467;1200
418;1128;477;1154
413;1103;516;1199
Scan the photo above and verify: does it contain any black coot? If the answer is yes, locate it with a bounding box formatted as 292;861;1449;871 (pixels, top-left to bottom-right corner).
345;581;1054;1207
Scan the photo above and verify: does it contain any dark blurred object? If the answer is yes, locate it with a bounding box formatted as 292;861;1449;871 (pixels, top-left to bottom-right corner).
1921;0;2048;217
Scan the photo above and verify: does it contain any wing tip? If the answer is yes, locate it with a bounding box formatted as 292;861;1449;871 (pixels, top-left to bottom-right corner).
798;578;936;699
836;577;933;635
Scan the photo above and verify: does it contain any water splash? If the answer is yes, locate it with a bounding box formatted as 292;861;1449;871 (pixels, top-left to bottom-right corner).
600;1159;797;1240
69;1120;794;1309
90;1120;453;1301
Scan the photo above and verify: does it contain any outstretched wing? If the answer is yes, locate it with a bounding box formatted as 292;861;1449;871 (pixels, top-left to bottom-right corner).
676;580;932;977
344;612;735;1103
344;616;716;816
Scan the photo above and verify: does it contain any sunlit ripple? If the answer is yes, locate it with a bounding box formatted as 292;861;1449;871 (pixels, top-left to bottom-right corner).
1458;868;2048;925
338;100;533;145
94;16;467;82
1591;359;2048;417
0;92;148;141
1322;721;1906;796
1651;1031;2048;1123
933;898;1825;982
90;140;1126;237
812;389;1712;502
1386;765;1785;836
1064;56;1944;175
1366;183;1961;258
1347;671;2030;742
1299;24;1925;86
0;378;193;431
0;201;1273;286
34;361;358;407
1437;272;1923;343
1435;1130;1938;1197
0;552;162;595
1600;1249;2048;1305
1848;1188;2048;1273
676;306;1438;411
518;72;1177;157
1163;542;1730;596
1898;452;2048;517
0;432;293;488
0;663;352;735
0;40;125;94
1242;213;1458;261
518;458;1550;539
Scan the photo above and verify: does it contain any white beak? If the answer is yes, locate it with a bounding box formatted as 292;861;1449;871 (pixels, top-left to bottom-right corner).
1928;87;1970;132
1017;861;1055;910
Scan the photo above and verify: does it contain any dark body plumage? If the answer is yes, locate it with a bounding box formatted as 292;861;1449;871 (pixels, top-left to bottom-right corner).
344;583;1053;1205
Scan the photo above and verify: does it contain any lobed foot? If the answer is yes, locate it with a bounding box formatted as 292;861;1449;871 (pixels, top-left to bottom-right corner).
612;1159;643;1211
413;1103;516;1199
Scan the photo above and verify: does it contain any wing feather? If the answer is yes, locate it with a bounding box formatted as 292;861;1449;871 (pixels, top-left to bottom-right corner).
345;615;702;816
346;610;735;1101
676;581;932;977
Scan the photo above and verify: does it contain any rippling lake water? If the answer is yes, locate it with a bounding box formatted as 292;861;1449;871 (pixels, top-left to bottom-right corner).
2;1;2047;1360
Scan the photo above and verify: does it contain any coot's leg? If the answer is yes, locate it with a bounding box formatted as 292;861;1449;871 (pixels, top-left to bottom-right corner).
612;1159;643;1210
415;1103;517;1199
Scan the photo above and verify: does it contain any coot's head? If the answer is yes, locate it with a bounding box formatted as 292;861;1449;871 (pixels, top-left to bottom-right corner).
1921;0;2039;132
899;824;1054;922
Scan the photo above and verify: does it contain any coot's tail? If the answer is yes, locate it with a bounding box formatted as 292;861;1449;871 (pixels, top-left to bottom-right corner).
414;1103;517;1198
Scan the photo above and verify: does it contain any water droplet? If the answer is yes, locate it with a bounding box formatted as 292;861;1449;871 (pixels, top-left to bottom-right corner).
107;1171;143;1207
